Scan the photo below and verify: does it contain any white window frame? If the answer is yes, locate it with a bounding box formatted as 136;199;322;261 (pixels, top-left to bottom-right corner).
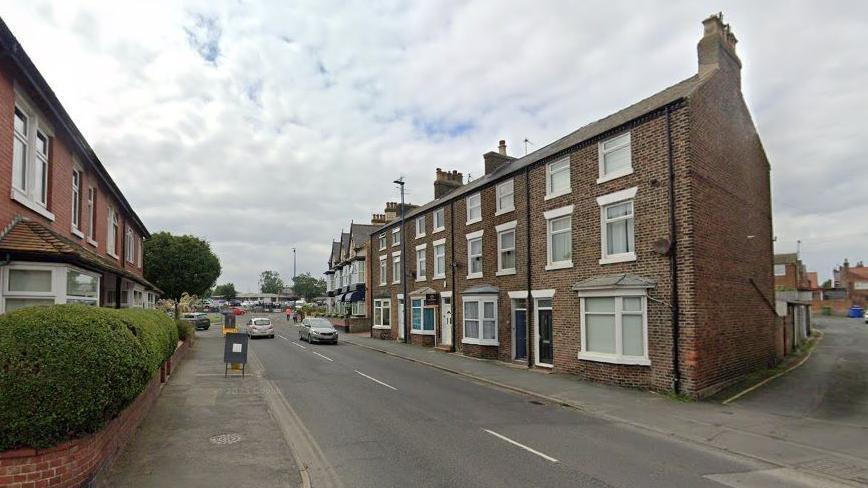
392;251;401;284
495;179;514;215
597;132;633;184
379;256;387;285
415;243;427;281
495;220;517;276
466;193;482;225
433;208;445;233
774;264;786;276
125;226;135;264
378;233;386;251
409;297;436;335
86;186;97;246
466;229;484;279
71;168;83;237
1;262;100;313
373;298;391;329
433;238;446;279
577;289;649;366
10;95;55;221
107;207;120;259
461;295;498;346
392;227;401;247
597;187;638;265
351;300;365;317
544;205;573;270
545;157;571;200
138;237;144;268
415;215;426;238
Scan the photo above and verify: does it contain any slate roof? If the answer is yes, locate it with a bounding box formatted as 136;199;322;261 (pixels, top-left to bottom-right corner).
326;241;341;270
0;218;160;290
350;223;378;249
371;74;706;233
572;274;656;291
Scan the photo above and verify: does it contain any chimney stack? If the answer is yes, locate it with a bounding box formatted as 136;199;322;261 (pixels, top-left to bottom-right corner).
371;213;387;226
434;168;464;199
484;140;515;175
697;13;741;85
384;202;399;222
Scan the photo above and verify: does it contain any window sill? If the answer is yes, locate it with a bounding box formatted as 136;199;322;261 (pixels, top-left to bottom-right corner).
416;233;426;239
578;351;650;366
416;277;427;282
87;238;98;247
411;329;435;335
466;218;482;226
462;337;498;346
535;362;553;368
596;168;634;185
599;253;636;265
433;227;445;234
392;281;401;285
544;189;571;201
372;325;391;330
545;261;573;271
466;272;482;280
107;251;120;260
71;227;84;239
432;274;446;280
11;190;55;221
494;207;514;217
495;269;516;276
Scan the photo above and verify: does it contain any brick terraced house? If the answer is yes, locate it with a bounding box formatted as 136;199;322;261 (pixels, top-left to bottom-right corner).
366;14;776;397
0;18;159;311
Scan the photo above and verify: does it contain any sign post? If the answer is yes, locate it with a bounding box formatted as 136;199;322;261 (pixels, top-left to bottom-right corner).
223;332;249;377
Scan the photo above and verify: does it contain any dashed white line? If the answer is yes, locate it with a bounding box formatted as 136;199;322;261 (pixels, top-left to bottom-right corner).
290;341;307;350
483;429;559;463
354;370;398;391
312;351;334;362
277;335;289;341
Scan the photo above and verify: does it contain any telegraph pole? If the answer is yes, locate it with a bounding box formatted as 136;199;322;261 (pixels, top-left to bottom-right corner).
292;248;297;280
393;177;409;343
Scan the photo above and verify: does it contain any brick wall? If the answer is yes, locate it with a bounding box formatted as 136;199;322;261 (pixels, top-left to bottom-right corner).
0;339;189;488
0;60;147;277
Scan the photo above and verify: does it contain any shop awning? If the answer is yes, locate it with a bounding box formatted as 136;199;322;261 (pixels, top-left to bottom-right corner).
341;290;365;302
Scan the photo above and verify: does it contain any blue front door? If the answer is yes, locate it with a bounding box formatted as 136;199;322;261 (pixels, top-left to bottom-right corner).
514;309;527;359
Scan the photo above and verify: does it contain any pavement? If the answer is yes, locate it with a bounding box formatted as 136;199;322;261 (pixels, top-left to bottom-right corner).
100;312;868;487
95;323;302;488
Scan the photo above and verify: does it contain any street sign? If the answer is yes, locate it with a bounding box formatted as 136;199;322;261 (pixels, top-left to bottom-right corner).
223;332;248;377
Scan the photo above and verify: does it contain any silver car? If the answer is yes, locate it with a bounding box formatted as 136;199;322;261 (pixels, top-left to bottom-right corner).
246;317;275;339
299;317;338;344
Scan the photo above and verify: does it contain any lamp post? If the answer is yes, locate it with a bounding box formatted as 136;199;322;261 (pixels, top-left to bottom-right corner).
292;248;297;281
393;177;409;343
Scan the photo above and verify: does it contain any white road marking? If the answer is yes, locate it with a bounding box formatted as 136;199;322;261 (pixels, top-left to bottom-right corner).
312;351;334;362
291;341;307;350
277;335;289;341
354;370;398;391
483;429;559;463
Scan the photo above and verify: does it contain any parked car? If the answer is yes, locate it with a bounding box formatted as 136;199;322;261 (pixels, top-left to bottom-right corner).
298;317;338;344
247;317;275;339
181;312;211;331
232;307;246;316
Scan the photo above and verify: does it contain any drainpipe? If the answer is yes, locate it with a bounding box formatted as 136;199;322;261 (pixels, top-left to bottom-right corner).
369;233;374;339
525;166;533;369
450;199;457;351
666;105;682;393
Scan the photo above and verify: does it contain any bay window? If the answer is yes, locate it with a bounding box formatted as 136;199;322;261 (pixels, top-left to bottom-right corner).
578;291;648;365
373;299;391;328
2;264;100;312
462;296;498;345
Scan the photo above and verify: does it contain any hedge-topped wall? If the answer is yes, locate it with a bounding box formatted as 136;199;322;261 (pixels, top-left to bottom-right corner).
0;305;180;451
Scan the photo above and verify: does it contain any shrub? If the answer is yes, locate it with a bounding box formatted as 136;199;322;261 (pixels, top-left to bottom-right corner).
176;319;193;341
107;308;178;372
0;305;152;450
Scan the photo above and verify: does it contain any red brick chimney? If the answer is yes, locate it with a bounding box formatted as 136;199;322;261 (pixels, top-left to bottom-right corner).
434;168;464;198
484;140;515;175
697;13;741;85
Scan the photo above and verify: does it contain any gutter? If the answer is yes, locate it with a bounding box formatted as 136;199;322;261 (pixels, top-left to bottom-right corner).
666;105;682;394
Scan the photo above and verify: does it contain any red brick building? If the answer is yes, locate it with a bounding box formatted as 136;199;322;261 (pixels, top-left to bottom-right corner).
363;14;776;398
0;18;159;311
774;253;809;290
834;259;868;307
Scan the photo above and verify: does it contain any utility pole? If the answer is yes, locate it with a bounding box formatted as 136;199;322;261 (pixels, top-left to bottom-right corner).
393;177;409;343
292;248;297;280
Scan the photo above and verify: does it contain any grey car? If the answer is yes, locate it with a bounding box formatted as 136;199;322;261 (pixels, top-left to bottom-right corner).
246;317;275;339
299;317;338;344
181;312;211;331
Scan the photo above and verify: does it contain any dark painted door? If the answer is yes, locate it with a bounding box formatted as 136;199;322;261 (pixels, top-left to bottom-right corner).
538;309;553;364
514;309;527;359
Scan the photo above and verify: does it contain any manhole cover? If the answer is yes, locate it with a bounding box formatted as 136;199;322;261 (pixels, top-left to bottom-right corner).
209;433;242;445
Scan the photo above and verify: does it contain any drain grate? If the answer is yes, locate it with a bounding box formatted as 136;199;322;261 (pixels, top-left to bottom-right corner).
209;433;242;446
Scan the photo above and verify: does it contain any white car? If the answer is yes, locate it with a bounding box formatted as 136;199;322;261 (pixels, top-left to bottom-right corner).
246;317;275;339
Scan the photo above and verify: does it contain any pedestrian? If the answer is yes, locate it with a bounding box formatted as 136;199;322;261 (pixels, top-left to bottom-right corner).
286;308;291;322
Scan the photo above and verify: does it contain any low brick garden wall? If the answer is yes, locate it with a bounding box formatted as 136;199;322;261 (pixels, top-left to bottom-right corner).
0;339;190;488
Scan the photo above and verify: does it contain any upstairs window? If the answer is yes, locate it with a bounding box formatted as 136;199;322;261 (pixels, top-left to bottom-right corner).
416;216;426;237
598;132;632;182
416;246;426;280
597;187;637;265
379;257;387;285
12;108;27;192
379;233;386;250
774;264;786;276
392;254;401;284
546;157;570;199
433;241;446;278
125;226;135;263
497;227;516;274
392;227;401;246
496;179;514;214
107;208;119;258
86;187;97;243
467;231;483;279
466;193;481;224
433;208;445;232
11;100;55;219
71;169;82;231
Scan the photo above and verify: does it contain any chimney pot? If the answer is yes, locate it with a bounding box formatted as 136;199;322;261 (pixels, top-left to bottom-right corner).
498;140;507;156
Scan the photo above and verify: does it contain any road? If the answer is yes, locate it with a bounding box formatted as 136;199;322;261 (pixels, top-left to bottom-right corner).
736;315;868;425
232;313;782;488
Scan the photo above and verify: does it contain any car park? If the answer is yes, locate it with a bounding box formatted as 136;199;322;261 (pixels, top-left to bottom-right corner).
298;317;338;344
246;317;275;339
181;312;211;331
232;307;246;316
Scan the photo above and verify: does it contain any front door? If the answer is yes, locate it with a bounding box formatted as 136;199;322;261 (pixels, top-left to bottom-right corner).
440;297;452;346
513;300;527;360
537;306;553;366
397;299;405;340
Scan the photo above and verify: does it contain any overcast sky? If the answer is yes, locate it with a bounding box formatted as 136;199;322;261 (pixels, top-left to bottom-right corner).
1;1;866;290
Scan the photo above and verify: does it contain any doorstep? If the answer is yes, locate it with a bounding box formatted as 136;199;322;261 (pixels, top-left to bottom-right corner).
434;345;453;353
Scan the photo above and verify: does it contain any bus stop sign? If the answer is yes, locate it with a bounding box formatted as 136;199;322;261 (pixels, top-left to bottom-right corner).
223;332;249;377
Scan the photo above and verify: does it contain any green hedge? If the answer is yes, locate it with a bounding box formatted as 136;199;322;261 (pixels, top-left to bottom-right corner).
0;305;181;450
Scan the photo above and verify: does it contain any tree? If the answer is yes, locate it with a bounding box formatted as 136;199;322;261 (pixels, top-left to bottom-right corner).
821;279;832;289
259;270;285;294
292;273;326;301
144;232;221;317
213;282;237;300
